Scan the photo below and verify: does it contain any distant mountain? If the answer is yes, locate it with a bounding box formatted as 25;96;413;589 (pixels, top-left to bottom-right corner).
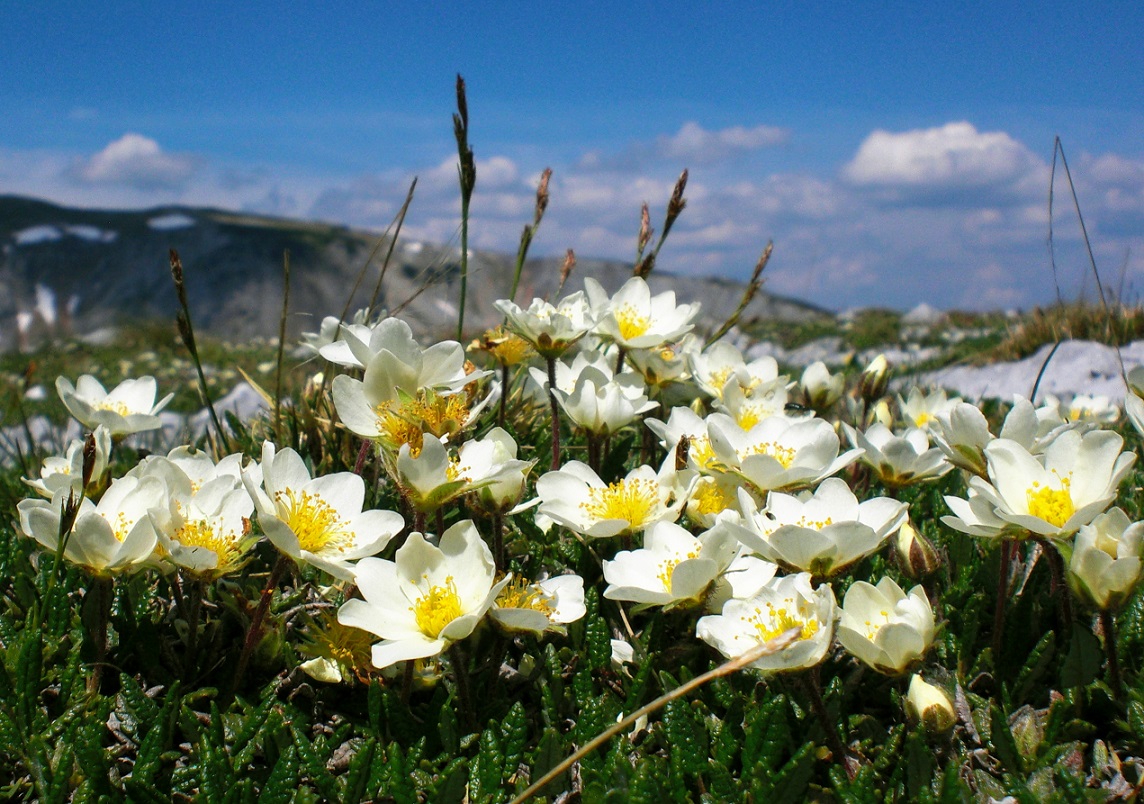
0;195;829;351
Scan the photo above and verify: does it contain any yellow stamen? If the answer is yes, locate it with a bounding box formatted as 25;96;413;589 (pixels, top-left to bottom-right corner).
275;489;351;554
580;478;660;528
750;598;820;643
174;519;243;571
657;547;702;591
615;304;652;341
690;480;735;517
496;578;555;615
95;400;132;416
746;440;797;468
411;576;464;639
1026;476;1074;528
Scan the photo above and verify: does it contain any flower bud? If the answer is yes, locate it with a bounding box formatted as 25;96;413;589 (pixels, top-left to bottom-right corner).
905;675;956;734
800;361;844;410
859;354;890;401
895;520;943;579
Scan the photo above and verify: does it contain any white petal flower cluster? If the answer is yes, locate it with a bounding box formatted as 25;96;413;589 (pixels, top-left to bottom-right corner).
56;374;173;438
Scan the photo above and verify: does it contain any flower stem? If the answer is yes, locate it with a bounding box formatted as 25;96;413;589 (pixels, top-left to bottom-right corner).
492;511;505;573
230;555;290;699
1099;609;1124;701
498;362;510;429
87;576;114;696
799;667;857;779
1039;539;1074;632
449;642;475;731
993;540;1012;665
547;355;561;470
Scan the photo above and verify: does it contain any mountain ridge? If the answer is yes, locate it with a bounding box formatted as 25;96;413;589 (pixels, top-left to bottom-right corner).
0;194;829;351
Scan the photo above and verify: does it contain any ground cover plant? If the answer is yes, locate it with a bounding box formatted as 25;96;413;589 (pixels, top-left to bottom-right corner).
1;79;1143;802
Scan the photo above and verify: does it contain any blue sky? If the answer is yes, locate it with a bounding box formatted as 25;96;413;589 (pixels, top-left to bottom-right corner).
1;2;1141;311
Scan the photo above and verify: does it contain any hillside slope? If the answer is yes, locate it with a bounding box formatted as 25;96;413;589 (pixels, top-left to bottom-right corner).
0;195;828;350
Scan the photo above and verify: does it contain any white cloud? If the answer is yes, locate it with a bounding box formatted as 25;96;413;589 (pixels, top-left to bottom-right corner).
655;121;788;163
75;133;196;189
842;122;1044;205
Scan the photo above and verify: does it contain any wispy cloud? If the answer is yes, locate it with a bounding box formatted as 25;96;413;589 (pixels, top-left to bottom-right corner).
579;121;788;171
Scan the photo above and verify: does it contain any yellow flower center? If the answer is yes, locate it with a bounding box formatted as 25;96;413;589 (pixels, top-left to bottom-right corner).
496;578;555;615
581;478;661;528
374;402;425;456
657;547;702;591
615;304;651;341
861;608;892;641
690;479;735;517
745;440;797;468
411;576;464;639
689;435;716;470
750;598;820;643
446;456;469;483
1026;477;1074;528
173;518;245;572
482;328;535;366
95;400;132;416
101;511;133;542
275;489;351;554
914;412;933;428
796;514;834;529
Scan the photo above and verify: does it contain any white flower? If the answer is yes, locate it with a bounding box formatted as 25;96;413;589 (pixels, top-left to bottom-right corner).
696;573;836;673
800;361;844;410
465;428;536;514
586;276;700;350
946;430;1134;540
18;476;164;575
396;433;529;515
535;458;693;539
603;521;738;608
645;406;719;472
1046;393;1120;425
690;342;783;400
23;425;112;499
1067;507;1144;610
685;475;746;526
490;575;586;635
245;442;403;580
714;379;797;431
708;413;862;494
733;478;908;577
337;520;511;668
705;550;780;614
55;375;173;437
554;366;657;437
495;291;596;358
897;387;958;432
300;307;378;360
837;577;935;674
844;423;951;487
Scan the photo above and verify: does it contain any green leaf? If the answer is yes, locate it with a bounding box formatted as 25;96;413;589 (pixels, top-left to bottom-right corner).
664;699;707;777
529;728;567;800
438;700;460;756
1061;622;1102;689
291;722;340;802
258;744;298;804
468;725;504;804
340;739;375;804
989;704;1024;777
764;741;816;804
1012;631;1055;703
500;701;528;781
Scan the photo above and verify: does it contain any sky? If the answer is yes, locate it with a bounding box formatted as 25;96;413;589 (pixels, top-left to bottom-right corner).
1;2;1142;312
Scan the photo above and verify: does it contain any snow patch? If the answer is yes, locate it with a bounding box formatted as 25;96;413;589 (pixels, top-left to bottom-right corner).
147;213;196;230
13;225;62;245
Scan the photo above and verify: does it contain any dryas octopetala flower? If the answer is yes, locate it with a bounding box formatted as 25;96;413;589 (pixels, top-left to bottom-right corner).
337;520;511;668
585;276;701;350
837;577;935;674
800;361;845;411
56;374;173;437
714;379;798;431
696;572;836;674
553;364;657;438
490;575;586;636
534;457;694;539
495;291;596;358
602;520;739;609
897;387;958;432
143;453;256;580
17;476;164;576
689;342;784;401
732;478;908;577
395;432;531;515
23;425;112;499
244;441;403;580
843;423;951;487
707;412;862;494
1044;393;1120;425
1066;507;1144;611
943;429;1134;541
645;406;719;473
